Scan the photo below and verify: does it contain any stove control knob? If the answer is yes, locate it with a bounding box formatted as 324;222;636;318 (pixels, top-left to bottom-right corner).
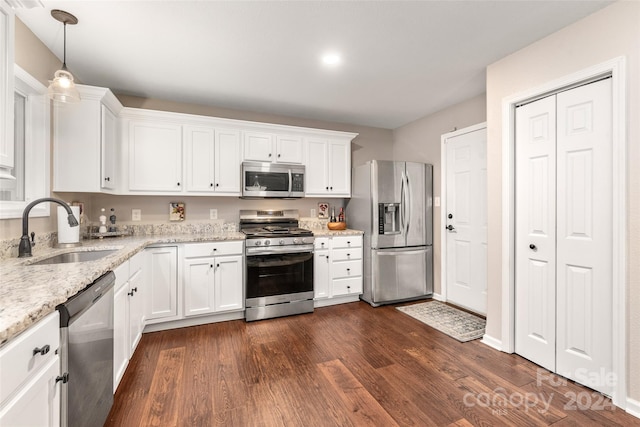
279;239;285;245
255;240;262;246
300;238;307;244
264;240;270;246
293;238;300;244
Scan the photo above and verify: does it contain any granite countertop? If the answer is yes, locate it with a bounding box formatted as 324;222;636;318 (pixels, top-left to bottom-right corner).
0;231;245;346
0;227;363;347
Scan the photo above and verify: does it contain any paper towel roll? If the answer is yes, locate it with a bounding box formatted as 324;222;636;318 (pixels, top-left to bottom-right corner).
57;206;80;244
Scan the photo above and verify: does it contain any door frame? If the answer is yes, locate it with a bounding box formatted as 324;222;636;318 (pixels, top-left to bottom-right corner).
440;122;487;303
500;57;627;407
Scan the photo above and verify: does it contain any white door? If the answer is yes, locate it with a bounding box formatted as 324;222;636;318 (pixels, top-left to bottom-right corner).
515;95;557;371
444;125;487;315
515;79;613;395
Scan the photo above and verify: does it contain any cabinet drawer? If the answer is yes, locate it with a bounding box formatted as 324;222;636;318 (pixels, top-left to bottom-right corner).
332;236;362;249
129;251;144;274
331;260;362;279
113;260;129;292
331;247;362;262
184;241;243;258
0;312;59;405
314;238;330;250
332;277;363;296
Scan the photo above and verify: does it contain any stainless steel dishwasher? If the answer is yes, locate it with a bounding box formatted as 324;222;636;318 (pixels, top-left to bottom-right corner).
57;271;115;427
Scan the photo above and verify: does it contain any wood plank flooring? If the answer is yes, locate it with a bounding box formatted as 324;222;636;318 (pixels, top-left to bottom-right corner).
105;301;639;426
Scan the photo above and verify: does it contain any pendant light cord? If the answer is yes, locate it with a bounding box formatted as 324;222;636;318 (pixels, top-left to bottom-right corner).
62;21;67;70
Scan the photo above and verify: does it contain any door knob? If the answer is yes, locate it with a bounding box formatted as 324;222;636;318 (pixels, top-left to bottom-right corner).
529;244;537;250
446;225;455;231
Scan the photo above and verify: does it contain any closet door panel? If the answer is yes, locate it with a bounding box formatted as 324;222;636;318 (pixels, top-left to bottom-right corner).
556;78;612;395
514;95;557;371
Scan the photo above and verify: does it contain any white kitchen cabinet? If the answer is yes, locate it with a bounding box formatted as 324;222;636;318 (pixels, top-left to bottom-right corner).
128;120;182;192
243;132;303;164
313;235;363;304
113;252;145;392
304;138;351;197
53;85;123;193
184;125;240;194
183;241;244;317
145;246;178;323
0;312;60;427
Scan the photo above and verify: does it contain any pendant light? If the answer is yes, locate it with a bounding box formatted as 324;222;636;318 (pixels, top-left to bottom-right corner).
47;9;80;103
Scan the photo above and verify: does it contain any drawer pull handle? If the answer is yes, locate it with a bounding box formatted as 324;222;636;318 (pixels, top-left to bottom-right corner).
33;345;50;356
347;253;350;257
346;268;351;272
56;373;69;384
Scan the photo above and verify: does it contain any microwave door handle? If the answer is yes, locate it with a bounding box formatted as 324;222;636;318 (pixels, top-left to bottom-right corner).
288;169;292;196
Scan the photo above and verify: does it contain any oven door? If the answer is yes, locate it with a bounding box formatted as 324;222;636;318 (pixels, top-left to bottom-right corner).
245;246;314;307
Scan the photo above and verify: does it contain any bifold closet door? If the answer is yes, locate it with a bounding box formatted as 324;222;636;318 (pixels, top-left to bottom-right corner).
515;78;613;395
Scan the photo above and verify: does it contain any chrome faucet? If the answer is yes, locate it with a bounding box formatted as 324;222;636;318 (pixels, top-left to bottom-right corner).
18;198;79;258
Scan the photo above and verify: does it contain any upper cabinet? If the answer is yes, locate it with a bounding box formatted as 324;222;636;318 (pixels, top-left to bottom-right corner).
243;132;303;164
304;138;351;197
52;86;357;197
53;85;123;193
184;125;240;194
127;119;183;192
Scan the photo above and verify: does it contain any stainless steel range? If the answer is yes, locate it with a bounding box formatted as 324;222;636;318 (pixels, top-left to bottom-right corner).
241;210;315;321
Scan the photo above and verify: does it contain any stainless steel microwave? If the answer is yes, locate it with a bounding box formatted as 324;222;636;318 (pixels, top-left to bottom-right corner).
241;161;305;198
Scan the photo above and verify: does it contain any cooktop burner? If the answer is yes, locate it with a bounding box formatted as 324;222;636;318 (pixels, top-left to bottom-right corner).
240;209;314;245
241;226;313;238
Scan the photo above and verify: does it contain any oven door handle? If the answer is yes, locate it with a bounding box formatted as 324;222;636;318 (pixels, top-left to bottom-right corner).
246;244;314;256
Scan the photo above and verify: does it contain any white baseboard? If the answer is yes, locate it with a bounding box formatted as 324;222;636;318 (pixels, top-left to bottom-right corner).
432;293;445;302
314;294;360;308
143;311;245;333
481;334;503;352
626;397;640;419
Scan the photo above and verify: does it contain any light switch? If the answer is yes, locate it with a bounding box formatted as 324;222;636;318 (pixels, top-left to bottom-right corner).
310;208;316;217
210;209;218;220
434;197;440;207
132;209;141;221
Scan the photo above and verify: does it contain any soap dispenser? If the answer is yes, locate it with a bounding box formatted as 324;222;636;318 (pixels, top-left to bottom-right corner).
99;208;107;233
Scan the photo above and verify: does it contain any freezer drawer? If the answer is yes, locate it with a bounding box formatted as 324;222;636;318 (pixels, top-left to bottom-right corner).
370;246;433;304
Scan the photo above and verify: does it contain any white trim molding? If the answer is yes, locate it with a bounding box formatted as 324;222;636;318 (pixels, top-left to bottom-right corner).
481;334;502;352
500;56;627;408
626;398;640;419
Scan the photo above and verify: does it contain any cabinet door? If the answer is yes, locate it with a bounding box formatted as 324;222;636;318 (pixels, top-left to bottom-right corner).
328;140;351;196
145;246;178;322
305;139;329;195
101;105;117;190
129;121;182;191
314;250;330;299
0;357;60;427
128;269;145;354
214;255;243;312
214;129;241;194
183;258;216;317
113;284;129;392
243;132;274;162
184;125;215;192
275;135;303;164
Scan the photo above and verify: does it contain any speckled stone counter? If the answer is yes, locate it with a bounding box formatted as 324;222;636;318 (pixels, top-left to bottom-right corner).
0;231;244;346
310;228;364;237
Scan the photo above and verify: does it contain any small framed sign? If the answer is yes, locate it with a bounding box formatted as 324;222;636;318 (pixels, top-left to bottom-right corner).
318;203;329;219
169;202;185;221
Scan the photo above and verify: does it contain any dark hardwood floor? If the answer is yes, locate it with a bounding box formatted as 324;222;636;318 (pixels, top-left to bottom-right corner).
105;301;639;426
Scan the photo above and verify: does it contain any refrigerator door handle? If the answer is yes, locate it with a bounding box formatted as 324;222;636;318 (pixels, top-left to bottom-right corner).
400;171;406;233
405;174;411;236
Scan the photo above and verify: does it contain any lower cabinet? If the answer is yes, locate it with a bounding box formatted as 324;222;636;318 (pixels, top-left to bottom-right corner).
314;235;363;304
145;246;178;323
0;312;61;426
183;241;244;317
113;252;145;392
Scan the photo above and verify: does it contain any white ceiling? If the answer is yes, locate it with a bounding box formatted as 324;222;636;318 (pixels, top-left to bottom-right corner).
16;1;612;129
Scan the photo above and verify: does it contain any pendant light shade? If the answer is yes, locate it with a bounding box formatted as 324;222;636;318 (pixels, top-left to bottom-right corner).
48;9;80;103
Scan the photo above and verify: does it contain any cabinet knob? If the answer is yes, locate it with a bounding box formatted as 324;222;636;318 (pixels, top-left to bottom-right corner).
33;345;50;356
177;182;181;186
210;264;213;268
216;263;220;268
132;287;138;293
529;244;537;250
326;186;329;190
347;253;350;257
216;183;219;187
210;183;214;187
56;373;69;384
330;186;333;190
346;268;351;272
268;153;272;157
278;154;281;158
347;285;351;290
104;177;110;182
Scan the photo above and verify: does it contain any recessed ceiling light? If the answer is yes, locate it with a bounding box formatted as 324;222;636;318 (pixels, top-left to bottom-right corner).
322;53;341;67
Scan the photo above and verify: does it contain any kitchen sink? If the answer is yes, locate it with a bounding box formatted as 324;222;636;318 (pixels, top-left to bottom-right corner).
29;249;118;266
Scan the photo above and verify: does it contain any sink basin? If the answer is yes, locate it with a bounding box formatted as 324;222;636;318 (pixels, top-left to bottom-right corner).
29;249;118;266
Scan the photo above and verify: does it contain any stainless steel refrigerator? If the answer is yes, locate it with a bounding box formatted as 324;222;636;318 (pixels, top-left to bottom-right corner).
347;160;433;306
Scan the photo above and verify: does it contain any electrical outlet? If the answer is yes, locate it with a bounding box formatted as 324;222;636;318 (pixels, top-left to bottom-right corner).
310;208;316;217
434;197;441;207
209;209;218;220
132;209;142;221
